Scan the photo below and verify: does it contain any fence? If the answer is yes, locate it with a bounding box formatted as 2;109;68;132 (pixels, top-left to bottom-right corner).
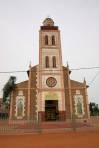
0;117;93;134
0;119;43;134
90;116;99;126
0;115;99;134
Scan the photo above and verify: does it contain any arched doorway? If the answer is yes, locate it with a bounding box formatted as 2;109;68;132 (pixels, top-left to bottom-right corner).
45;100;59;121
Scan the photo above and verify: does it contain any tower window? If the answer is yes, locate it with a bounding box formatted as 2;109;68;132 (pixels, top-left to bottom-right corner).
45;56;49;68
45;35;48;45
52;35;55;45
52;56;56;68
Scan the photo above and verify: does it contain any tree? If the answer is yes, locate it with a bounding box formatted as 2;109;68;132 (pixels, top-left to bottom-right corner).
3;76;16;103
89;102;99;116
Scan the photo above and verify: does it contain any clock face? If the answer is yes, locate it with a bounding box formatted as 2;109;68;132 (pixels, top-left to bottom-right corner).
46;77;57;87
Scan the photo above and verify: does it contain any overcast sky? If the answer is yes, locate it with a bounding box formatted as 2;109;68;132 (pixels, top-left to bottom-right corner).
0;0;99;104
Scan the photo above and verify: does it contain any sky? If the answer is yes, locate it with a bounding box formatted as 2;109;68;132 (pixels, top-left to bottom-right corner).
0;0;99;104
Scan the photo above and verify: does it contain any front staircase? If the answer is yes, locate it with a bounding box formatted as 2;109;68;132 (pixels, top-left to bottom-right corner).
0;120;90;134
39;121;90;129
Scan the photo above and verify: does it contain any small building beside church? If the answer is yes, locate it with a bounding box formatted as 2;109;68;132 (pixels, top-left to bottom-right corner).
9;18;90;123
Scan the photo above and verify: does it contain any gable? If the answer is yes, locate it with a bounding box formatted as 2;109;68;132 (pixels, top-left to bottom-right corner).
15;80;28;88
70;80;84;88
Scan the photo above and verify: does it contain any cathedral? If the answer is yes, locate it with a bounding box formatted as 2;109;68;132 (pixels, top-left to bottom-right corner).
9;18;90;123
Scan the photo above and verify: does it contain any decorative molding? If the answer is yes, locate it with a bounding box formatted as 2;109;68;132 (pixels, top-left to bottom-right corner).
45;92;59;100
46;77;57;87
15;91;25;119
74;94;85;118
76;90;80;95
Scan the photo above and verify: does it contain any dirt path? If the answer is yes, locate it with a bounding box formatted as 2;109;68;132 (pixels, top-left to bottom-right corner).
0;131;99;148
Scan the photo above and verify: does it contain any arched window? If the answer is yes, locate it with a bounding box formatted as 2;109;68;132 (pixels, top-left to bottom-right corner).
17;100;24;118
45;35;48;45
16;99;24;119
45;56;49;68
52;35;55;45
52;56;56;68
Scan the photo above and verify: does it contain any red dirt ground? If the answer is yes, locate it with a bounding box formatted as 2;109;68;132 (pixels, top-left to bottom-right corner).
0;131;99;148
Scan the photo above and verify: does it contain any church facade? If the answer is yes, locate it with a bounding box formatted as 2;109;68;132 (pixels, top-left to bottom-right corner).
9;18;90;123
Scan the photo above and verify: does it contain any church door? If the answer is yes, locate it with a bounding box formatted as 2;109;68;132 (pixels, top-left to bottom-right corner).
45;100;59;121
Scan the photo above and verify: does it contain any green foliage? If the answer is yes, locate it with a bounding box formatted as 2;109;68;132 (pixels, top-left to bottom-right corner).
3;76;16;103
89;102;99;116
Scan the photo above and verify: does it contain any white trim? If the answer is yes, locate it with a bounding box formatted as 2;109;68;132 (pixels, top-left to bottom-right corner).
74;94;85;118
15;91;25;119
76;90;80;95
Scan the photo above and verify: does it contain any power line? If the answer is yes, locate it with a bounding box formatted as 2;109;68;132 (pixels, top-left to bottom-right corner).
0;66;98;87
71;66;99;70
0;66;99;74
0;71;27;74
89;71;99;86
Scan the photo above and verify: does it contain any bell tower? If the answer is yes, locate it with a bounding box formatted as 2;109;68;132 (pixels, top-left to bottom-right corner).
39;18;62;69
38;18;66;121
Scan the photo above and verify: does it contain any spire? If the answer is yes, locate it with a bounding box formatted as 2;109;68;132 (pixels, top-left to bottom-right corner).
66;61;71;75
28;61;32;120
83;77;86;85
29;61;31;69
67;61;69;68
